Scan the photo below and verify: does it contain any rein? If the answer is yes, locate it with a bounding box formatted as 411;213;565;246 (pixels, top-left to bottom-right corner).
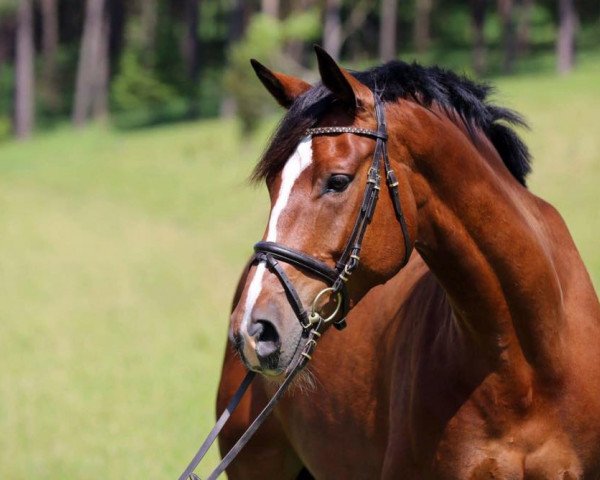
178;90;412;479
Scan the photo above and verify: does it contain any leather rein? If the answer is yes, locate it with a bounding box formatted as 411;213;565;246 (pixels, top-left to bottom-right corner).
178;90;412;480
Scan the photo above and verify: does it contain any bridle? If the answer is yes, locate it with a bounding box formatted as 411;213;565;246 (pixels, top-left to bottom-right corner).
254;90;412;332
178;89;412;480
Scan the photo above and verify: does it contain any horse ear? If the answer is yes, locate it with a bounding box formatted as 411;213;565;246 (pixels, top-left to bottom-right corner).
314;45;370;109
250;59;311;108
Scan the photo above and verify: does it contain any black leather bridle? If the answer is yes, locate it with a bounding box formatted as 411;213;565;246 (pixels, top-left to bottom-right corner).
178;90;412;480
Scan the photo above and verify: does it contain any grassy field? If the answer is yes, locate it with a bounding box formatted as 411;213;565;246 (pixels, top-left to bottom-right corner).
1;61;599;479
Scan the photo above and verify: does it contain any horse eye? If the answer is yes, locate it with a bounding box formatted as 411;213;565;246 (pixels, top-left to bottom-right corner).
325;174;353;193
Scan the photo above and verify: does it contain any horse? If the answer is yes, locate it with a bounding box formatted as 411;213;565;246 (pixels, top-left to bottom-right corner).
216;47;600;479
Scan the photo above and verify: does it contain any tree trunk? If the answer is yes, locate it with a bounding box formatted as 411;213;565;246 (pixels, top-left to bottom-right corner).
73;0;109;126
183;0;200;115
470;0;487;75
141;0;158;46
517;0;534;56
14;0;35;139
261;0;280;18
339;0;371;49
228;0;250;44
91;12;110;121
284;0;315;65
498;0;516;73
323;0;342;60
108;0;126;69
221;0;253;118
414;0;433;54
556;0;576;74
379;0;398;62
183;0;200;82
40;0;60;111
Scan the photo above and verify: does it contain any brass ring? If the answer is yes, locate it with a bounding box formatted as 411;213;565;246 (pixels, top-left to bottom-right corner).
310;287;342;324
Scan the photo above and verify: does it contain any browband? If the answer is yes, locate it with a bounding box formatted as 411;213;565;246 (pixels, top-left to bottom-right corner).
306;126;387;140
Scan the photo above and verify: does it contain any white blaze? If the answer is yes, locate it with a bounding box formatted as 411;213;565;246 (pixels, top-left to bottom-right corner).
241;136;313;339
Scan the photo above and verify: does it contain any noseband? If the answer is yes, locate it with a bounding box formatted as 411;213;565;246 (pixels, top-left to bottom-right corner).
253;90;412;331
178;89;413;480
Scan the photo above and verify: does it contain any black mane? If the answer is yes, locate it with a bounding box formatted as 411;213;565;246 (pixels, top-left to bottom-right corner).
253;61;531;186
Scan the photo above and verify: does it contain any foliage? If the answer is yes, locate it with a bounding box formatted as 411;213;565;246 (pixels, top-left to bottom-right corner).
522;4;556;46
112;51;177;110
0;0;599;133
225;10;320;134
0;115;10;140
0;64;13;141
0;0;17;16
108;2;191;129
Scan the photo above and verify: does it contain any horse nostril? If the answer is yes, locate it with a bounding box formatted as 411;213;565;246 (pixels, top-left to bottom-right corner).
252;320;281;361
257;320;279;344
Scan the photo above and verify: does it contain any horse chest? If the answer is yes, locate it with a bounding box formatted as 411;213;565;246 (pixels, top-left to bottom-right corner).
274;389;389;479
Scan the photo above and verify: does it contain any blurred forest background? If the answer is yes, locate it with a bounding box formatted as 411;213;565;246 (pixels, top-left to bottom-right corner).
0;0;599;139
1;1;599;478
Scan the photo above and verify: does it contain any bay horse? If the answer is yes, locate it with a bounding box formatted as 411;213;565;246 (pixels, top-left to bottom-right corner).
216;47;600;478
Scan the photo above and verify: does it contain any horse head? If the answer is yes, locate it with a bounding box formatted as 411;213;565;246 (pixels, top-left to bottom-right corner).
230;47;417;376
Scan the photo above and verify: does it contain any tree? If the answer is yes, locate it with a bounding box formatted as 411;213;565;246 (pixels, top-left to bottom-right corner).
498;0;517;72
183;0;200;83
0;11;14;73
183;0;200;114
221;0;253;117
140;0;158;56
14;0;34;139
228;0;251;44
414;0;433;54
379;0;398;61
40;0;60;110
556;0;577;73
470;0;487;75
337;0;372;60
323;0;342;60
92;9;110;120
284;0;317;65
73;0;110;126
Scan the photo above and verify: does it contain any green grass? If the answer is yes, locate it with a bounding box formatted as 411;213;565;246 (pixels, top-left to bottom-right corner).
0;120;269;478
1;62;599;479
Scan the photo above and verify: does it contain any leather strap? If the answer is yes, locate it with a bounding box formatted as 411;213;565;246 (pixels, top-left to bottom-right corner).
254;241;339;283
184;324;323;480
253;243;350;329
205;326;321;480
178;324;322;480
261;252;310;328
177;371;256;480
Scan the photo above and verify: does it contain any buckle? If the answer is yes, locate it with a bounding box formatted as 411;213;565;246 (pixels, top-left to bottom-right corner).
367;167;380;185
386;170;399;188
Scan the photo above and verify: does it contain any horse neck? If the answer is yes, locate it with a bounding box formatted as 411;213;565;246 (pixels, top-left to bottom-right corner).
394;102;565;382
